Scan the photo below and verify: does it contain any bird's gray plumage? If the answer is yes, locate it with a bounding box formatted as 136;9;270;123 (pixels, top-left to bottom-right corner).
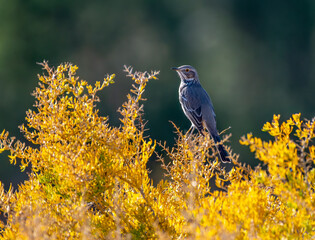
172;65;230;163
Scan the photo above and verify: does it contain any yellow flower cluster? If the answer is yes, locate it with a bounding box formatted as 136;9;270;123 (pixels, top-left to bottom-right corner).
0;63;314;239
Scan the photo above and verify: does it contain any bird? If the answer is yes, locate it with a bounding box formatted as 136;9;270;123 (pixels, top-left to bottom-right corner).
172;65;231;163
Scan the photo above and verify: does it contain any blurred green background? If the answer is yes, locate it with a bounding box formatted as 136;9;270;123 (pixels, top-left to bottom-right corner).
1;0;315;188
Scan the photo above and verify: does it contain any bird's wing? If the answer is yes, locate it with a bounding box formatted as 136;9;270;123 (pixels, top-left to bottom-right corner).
181;84;218;134
180;86;203;130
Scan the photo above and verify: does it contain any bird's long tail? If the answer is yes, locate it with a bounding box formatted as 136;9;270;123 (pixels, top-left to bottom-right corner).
212;135;231;163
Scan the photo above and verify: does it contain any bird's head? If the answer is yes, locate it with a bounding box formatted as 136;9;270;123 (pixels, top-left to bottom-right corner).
172;65;199;83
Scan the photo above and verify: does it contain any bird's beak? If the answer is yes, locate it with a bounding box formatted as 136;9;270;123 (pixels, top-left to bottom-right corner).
171;67;179;71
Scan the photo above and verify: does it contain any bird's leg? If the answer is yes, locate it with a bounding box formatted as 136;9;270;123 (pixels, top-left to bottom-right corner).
186;125;195;138
199;128;205;136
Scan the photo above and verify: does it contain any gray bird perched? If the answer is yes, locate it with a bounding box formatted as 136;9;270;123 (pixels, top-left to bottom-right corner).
172;65;231;163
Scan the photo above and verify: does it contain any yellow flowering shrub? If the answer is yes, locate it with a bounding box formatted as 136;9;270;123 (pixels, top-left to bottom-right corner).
0;62;314;239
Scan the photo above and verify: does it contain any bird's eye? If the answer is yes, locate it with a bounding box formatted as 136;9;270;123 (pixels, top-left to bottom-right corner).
185;69;189;72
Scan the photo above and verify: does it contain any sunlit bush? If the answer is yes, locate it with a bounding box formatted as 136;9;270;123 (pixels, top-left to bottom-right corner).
0;62;314;239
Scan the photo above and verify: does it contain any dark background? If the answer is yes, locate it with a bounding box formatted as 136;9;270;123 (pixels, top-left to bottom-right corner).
1;0;315;188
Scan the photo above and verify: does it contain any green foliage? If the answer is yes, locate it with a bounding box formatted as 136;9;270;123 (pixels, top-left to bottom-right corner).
0;63;314;239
